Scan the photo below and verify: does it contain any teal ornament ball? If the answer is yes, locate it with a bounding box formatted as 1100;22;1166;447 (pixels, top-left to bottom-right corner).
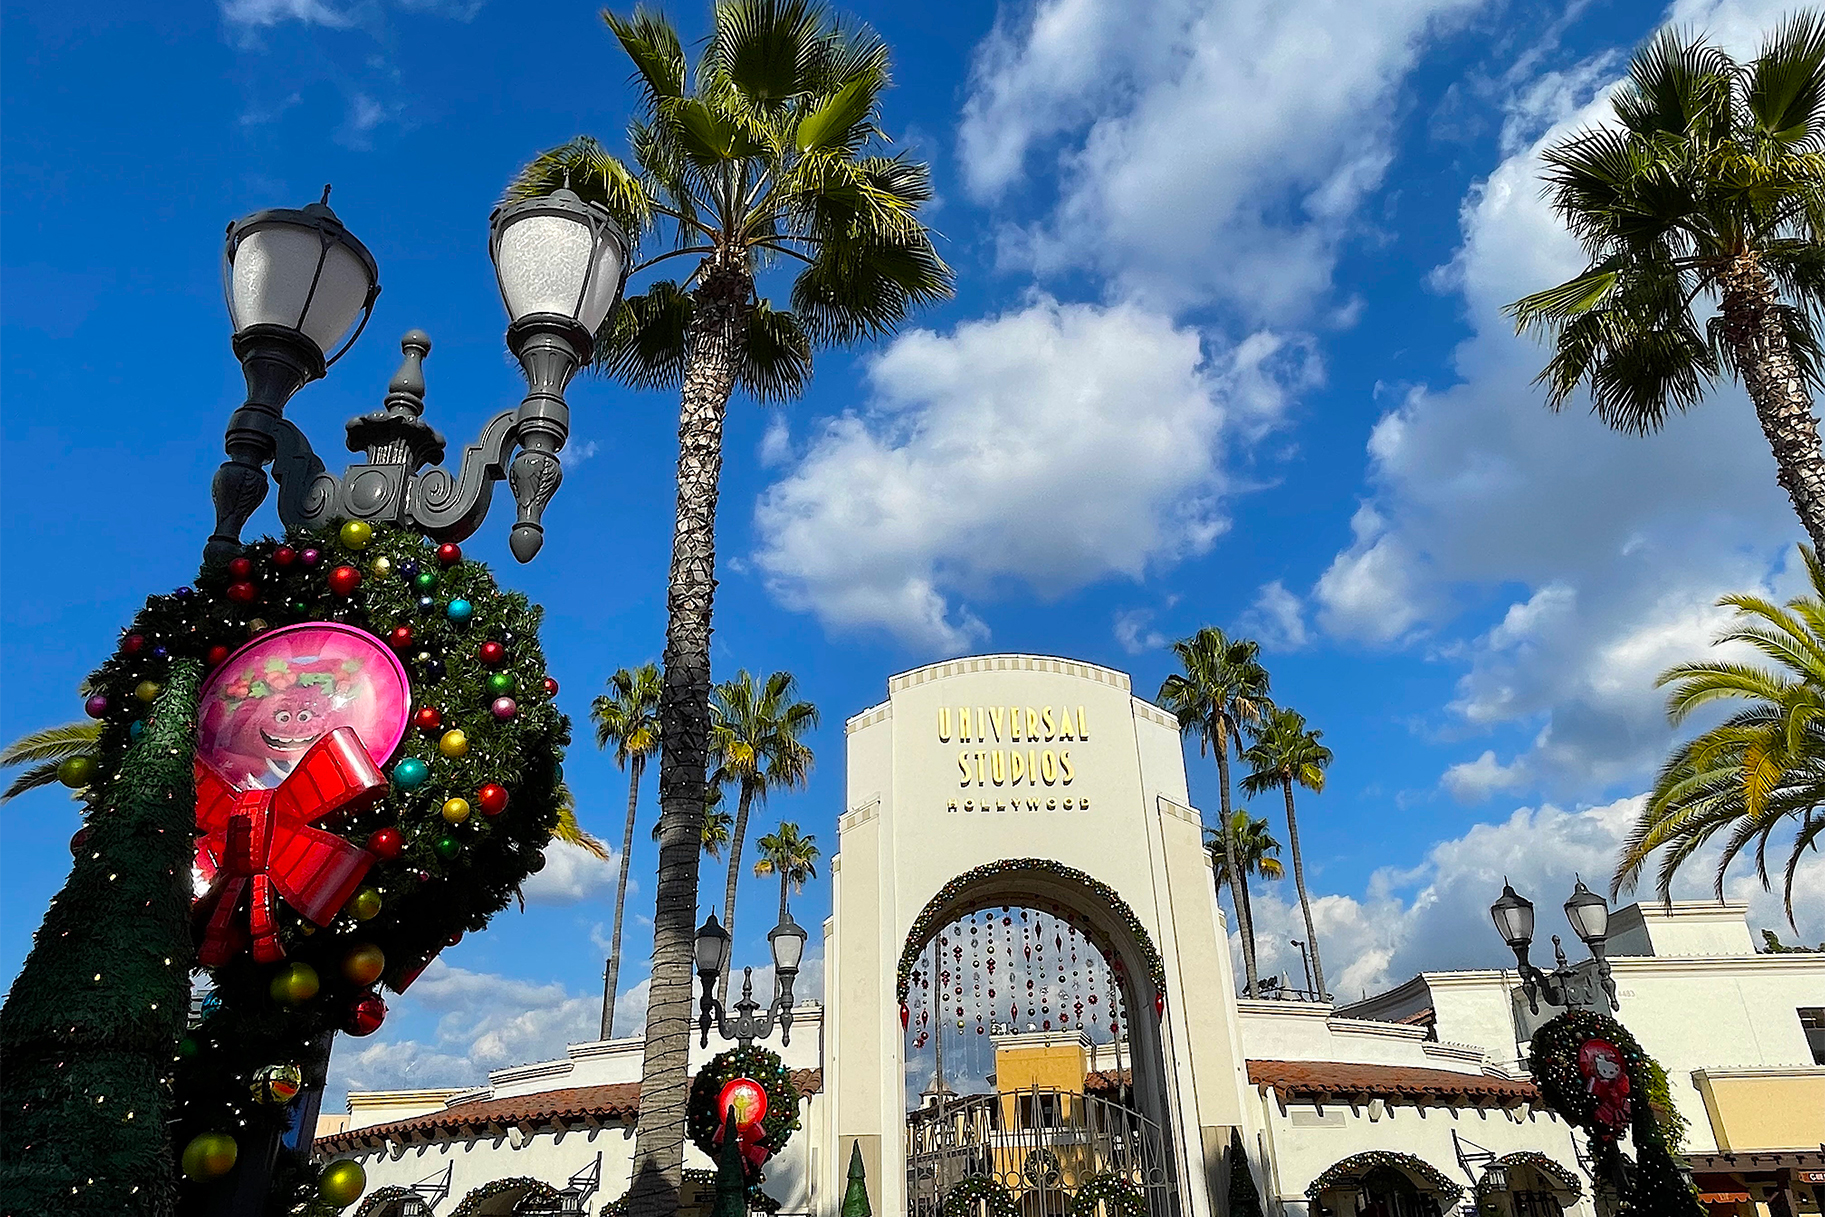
413;571;437;591
486;672;514;695
446;599;473;624
393;757;430;789
128;720;145;741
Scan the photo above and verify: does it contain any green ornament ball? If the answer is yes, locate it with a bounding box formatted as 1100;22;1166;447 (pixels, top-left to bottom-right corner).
178;1035;199;1060
181;1131;238;1180
413;571;438;591
486;672;514;695
319;1158;367;1206
338;520;373;550
434;835;461;861
350;887;383;920
57;755;97;788
269;962;320;1007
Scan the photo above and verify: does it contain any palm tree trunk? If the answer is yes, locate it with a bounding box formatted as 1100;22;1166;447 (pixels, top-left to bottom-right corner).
779;873;789;921
718;780;757;1008
601;756;644;1041
1236;864;1257;985
1282;777;1326;1001
1723;253;1825;555
630;259;752;1217
1214;743;1259;997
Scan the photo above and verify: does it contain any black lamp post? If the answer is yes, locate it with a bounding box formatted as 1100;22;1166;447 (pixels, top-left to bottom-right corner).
205;185;628;566
1490;877;1619;1015
695;908;810;1049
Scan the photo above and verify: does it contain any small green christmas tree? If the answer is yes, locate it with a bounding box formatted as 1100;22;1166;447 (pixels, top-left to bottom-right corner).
1227;1128;1263;1217
0;663;202;1216
712;1110;748;1217
841;1140;871;1217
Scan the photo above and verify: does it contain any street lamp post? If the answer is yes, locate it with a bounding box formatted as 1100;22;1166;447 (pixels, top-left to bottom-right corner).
205;185;628;567
694;909;809;1049
1291;939;1316;998
1489;877;1619;1015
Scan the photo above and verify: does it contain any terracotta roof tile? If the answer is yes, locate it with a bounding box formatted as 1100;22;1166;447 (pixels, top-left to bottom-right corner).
317;1069;822;1153
1246;1059;1535;1106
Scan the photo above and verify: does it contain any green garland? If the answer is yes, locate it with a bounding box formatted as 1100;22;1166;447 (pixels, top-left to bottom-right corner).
1306;1152;1463;1204
939;1175;1019;1217
1528;1009;1703;1216
450;1177;560;1217
1473;1152;1580;1200
1070;1172;1146;1217
896;859;1167;1004
352;1186;417;1217
687;1046;801;1180
47;523;567;1213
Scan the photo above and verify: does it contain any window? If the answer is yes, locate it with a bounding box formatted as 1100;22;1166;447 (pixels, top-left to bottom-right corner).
1800;1008;1825;1066
1015;1093;1060;1128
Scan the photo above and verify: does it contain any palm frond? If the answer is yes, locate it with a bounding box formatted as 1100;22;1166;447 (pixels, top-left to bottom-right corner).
604;7;688;112
2;760;65;803
1747;10;1825;146
505;136;652;242
592;281;691;388
1;721;100;767
738;302;813;402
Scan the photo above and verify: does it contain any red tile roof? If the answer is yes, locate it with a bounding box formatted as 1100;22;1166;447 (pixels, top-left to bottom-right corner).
317;1069;822;1153
1246;1059;1536;1107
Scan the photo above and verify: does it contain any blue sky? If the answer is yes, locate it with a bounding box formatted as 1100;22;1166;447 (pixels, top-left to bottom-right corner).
4;0;1822;1103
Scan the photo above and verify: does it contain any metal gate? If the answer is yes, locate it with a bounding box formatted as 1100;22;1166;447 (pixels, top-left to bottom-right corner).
906;1087;1175;1217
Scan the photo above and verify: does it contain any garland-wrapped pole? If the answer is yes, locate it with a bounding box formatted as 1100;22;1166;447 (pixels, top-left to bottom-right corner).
0;661;203;1216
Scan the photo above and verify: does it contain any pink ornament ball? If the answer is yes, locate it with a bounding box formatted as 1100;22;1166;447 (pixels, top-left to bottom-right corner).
300;548;322;567
490;696;517;721
85;694;110;718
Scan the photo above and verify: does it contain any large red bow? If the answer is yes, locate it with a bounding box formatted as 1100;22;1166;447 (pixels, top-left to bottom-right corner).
193;726;386;966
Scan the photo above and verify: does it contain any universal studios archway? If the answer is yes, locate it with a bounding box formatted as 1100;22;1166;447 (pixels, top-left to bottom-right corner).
819;656;1253;1217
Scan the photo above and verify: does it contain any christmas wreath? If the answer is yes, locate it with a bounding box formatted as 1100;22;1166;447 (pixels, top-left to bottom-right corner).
940;1175;1020;1217
687;1045;801;1180
1070;1171;1146;1217
1528;1009;1702;1215
59;522;567;1212
353;1185;419;1217
450;1177;561;1217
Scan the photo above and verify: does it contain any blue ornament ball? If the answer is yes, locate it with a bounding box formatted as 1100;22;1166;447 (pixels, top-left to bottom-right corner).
174;586;194;599
393;758;430;789
399;559;419;578
417;595;436;612
445;599;473;624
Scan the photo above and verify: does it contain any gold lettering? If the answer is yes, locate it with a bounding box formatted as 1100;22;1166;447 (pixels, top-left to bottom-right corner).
1056;707;1074;742
1060;750;1074;784
959;707;972;741
959;750;974;786
938;708;952;742
991;750;1006;785
1010;750;1025;785
1079;797;1090;811
1041;750;1058;784
1025;798;1041;811
1042;706;1057;740
1077;707;1089;739
1008;705;1021;743
1047;797;1057;810
1027;749;1038;786
1026;707;1041;738
989;706;1004;742
964;800;974;812
975;751;986;785
947;799;959;813
1062;798;1074;810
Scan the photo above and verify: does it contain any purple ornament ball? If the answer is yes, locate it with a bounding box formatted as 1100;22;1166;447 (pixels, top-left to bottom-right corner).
490;696;518;721
300;548;322;567
85;694;110;719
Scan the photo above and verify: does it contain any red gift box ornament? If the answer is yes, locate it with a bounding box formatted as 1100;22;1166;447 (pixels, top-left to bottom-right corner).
192;726;387;967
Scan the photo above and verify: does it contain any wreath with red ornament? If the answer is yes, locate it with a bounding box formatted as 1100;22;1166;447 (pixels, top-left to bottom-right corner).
686;1045;802;1182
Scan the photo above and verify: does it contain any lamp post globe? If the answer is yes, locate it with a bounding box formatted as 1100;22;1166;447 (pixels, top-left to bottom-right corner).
489;188;628;561
768;910;808;979
695;911;732;980
1563;877;1610;946
1490;880;1535;950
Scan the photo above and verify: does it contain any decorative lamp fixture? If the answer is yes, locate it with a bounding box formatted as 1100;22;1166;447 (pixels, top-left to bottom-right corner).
769;910;808;978
225;185;380;370
1563;877;1610;946
695;911;732;980
488;189;629;561
1483;1163;1510;1193
1490;881;1535;950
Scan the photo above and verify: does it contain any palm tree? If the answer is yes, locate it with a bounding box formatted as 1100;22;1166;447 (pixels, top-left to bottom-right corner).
1240;707;1334;1000
753;820;820;920
653;768;734;857
592;663;664;1041
1159;627;1273;995
1206;811;1283;986
505;7;948;1204
2;721;99;802
1509;16;1825;551
1616;545;1825;921
708;670;817;1005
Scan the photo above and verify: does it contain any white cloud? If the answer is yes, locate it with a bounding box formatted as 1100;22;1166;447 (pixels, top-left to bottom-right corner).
560;440;600;471
1113;609;1167;656
220;0;355;28
1243;580;1309;651
520;841;621;905
1240;796;1825;1003
958;0;1487;317
755;297;1310;651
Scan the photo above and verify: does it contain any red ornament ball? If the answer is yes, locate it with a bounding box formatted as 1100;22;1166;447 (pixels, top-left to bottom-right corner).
228;557;254;580
436;542;462;566
344;993;387;1037
479;641;506;666
476;784;509;816
226;581;258;604
121;634;145;656
446;930;465;947
328;565;362;597
207;645;231;667
414;706;443;731
388;626;414;650
543;677;559;697
70;825;93;856
273;546;297;568
367;827;404;860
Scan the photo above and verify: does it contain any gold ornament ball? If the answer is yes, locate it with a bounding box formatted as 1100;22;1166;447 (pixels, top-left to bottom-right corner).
181;1131;239;1179
369;555;393;578
341;942;386;986
268;962;320;1006
339;520;374;550
248;617;270;635
318;1158;367;1207
134;680;161;703
438;729;469;758
441;797;471;823
350;887;383;921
